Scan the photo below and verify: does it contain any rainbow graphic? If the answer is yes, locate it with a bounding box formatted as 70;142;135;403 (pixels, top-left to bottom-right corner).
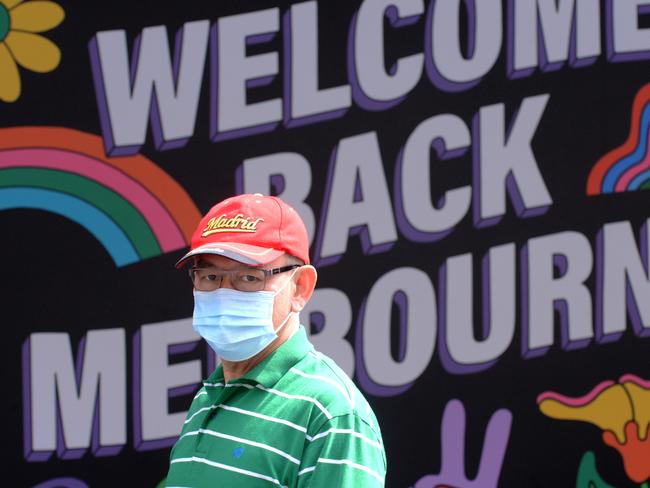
588;83;650;195
0;127;201;266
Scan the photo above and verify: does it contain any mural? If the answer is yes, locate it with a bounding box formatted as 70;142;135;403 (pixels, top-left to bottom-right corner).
539;375;650;486
3;0;650;486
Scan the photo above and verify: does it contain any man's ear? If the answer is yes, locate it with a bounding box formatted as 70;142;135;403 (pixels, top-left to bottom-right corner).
291;265;317;313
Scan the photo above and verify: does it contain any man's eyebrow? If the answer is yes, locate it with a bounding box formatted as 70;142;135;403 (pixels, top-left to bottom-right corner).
194;258;213;268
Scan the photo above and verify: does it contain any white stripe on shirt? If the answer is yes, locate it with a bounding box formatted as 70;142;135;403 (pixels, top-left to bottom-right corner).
306;428;383;449
218;404;309;433
184;403;309;434
181;429;300;465
298;457;384;484
289;367;354;408
255;384;333;419
201;382;333;419
184;405;214;424
183;404;380;451
171;456;287;487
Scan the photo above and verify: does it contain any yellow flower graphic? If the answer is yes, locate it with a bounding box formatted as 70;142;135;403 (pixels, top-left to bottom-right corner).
0;0;64;102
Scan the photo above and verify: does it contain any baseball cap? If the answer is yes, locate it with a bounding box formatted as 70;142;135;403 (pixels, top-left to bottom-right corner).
175;193;310;268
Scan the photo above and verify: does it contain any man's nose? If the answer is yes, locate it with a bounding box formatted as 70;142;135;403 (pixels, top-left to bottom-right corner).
220;274;236;289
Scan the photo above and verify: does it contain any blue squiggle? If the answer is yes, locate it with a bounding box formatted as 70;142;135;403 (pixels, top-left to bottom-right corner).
603;101;650;193
629;169;650;190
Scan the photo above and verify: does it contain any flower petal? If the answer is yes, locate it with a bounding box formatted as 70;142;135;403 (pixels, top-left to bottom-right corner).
538;384;632;443
621;379;650;440
0;42;21;102
10;1;64;33
1;0;23;9
4;30;59;72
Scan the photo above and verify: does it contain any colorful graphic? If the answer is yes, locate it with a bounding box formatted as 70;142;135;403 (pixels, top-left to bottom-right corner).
576;451;614;488
0;126;201;266
538;374;650;485
0;0;64;103
412;399;512;488
587;83;650;195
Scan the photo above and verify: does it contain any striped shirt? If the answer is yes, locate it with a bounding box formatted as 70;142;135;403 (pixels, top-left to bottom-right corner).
165;326;386;487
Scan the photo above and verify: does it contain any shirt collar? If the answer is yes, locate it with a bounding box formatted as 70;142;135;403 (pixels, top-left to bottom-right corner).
207;325;313;388
244;325;313;387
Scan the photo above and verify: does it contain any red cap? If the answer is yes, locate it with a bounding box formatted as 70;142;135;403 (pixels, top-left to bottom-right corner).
175;194;310;267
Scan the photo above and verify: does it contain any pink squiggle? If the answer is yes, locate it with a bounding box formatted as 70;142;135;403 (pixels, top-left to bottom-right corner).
536;380;616;406
0;148;185;252
619;374;650;389
615;125;650;191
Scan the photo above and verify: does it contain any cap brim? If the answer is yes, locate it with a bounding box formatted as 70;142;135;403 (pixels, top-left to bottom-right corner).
175;242;285;268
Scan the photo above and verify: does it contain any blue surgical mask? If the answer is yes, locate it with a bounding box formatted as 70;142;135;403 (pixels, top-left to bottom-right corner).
192;274;295;362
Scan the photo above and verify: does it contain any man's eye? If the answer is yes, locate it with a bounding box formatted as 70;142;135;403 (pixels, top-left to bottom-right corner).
240;274;262;283
205;274;219;282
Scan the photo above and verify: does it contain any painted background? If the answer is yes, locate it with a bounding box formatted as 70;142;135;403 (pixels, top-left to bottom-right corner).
4;0;650;486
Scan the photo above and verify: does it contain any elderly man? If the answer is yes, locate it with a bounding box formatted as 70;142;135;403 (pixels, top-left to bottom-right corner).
165;194;386;487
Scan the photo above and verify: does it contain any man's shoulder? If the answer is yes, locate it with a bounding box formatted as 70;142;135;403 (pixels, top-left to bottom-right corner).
278;348;376;423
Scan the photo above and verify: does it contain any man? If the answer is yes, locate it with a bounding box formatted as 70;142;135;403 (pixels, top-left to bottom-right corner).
166;193;386;487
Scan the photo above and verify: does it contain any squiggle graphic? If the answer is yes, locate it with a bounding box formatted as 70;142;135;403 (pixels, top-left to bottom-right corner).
587;83;650;194
538;374;650;484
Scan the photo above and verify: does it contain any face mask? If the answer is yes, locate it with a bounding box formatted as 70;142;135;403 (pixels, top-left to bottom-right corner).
192;271;296;362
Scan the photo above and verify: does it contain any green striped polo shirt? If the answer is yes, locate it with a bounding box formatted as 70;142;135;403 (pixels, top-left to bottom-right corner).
165;325;386;487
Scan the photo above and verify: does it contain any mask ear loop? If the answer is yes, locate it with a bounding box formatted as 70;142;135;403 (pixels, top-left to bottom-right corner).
272;267;300;334
272;267;300;297
274;309;295;335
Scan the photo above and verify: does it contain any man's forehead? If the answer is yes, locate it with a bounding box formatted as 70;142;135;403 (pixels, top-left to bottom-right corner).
194;254;245;269
194;253;286;268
